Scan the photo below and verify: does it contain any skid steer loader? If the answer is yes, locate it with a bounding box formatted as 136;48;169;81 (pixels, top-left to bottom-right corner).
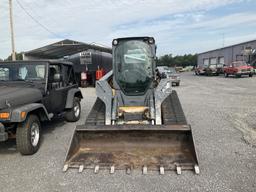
64;37;199;175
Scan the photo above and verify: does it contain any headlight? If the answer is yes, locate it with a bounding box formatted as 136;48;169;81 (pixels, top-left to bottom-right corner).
148;37;155;44
0;112;10;119
112;39;118;46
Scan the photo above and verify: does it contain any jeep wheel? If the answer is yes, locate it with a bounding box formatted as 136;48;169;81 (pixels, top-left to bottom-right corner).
249;74;253;77
65;97;81;122
224;73;229;78
176;82;180;86
16;115;41;155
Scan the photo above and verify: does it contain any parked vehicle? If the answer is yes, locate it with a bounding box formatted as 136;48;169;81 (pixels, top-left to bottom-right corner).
180;66;193;72
195;63;224;76
204;64;219;76
195;66;206;75
167;67;181;86
157;66;181;86
175;66;184;72
0;60;83;155
66;51;112;87
223;61;254;78
216;63;225;74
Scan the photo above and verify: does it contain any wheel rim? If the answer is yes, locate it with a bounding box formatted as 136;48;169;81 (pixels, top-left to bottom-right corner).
74;102;80;117
31;122;40;147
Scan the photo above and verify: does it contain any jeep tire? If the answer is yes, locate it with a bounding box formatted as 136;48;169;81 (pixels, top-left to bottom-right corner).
16;114;41;155
249;73;253;77
65;97;81;122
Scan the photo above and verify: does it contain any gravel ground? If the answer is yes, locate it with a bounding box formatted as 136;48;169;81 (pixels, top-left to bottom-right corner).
0;72;256;192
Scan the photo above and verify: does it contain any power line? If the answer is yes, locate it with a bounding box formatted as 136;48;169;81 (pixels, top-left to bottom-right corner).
15;0;59;38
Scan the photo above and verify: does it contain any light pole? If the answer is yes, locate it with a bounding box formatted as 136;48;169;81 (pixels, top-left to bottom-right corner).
9;0;16;61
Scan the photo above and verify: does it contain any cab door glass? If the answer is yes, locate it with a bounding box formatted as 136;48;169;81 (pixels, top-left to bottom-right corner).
0;68;9;80
19;66;28;79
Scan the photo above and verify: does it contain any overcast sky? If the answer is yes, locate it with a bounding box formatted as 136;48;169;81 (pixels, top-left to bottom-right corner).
0;0;256;59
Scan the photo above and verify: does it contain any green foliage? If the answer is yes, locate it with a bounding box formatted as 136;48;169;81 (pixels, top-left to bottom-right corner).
5;52;23;61
157;54;197;67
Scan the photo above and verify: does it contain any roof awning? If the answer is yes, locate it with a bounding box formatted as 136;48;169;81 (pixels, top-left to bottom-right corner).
24;39;112;59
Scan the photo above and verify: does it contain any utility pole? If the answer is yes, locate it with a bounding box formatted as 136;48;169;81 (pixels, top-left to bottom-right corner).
222;33;225;48
9;0;16;61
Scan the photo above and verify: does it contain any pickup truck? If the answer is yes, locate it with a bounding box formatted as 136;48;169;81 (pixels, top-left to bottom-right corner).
224;61;254;78
0;60;83;155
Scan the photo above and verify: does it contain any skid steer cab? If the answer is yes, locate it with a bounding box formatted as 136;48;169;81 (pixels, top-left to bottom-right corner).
64;37;199;175
0;60;83;155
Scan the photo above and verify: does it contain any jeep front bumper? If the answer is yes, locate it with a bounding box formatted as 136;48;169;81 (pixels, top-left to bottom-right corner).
0;123;8;142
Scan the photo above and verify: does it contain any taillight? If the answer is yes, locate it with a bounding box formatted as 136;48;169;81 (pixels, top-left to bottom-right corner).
81;72;87;80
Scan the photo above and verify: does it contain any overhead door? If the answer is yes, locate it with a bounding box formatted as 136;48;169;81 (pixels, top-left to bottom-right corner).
210;58;217;65
218;57;224;64
203;59;209;66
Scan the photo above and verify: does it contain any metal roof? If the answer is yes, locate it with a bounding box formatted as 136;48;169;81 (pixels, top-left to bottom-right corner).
0;59;73;66
198;39;256;55
24;39;112;59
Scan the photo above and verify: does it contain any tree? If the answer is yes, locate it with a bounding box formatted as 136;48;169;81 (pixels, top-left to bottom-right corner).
5;52;23;61
157;53;197;67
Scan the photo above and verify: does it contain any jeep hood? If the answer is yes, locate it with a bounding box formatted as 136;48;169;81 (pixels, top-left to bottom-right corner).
0;86;42;110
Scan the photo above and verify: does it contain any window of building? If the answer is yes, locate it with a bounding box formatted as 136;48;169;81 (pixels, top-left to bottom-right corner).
203;58;209;66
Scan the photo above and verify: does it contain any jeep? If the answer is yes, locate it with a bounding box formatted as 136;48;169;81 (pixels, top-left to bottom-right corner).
0;60;83;155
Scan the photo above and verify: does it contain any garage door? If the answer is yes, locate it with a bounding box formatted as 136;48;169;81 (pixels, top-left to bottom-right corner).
218;57;224;64
203;59;209;66
210;58;217;65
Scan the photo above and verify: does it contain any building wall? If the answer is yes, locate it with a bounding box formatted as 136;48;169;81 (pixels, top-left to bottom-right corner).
197;40;256;67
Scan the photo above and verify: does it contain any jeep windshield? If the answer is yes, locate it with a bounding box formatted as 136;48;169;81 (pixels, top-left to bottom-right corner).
0;63;46;82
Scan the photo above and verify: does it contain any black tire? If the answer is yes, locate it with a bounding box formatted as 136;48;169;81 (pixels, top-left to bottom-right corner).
65;97;81;122
224;73;229;78
249;74;253;77
176;82;180;86
16;114;41;155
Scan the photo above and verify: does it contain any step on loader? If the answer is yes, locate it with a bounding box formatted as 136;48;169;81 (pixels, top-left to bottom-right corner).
63;37;199;175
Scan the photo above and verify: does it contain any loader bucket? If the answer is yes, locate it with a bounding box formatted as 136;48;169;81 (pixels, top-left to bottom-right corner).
63;124;199;174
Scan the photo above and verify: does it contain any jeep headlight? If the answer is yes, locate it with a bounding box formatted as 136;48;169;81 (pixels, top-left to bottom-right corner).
0;112;10;120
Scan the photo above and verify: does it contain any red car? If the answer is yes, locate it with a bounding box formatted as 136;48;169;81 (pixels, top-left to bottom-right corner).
224;61;254;78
